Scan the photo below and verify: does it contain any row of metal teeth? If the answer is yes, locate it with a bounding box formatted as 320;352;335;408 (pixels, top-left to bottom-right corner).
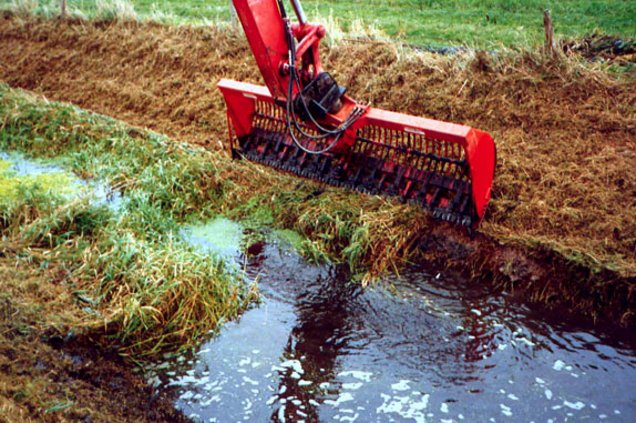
238;129;476;227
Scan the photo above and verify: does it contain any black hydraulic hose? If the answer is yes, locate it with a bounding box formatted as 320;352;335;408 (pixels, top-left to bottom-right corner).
279;2;362;155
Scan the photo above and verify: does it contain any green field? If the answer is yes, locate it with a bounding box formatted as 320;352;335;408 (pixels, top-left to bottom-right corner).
2;0;635;48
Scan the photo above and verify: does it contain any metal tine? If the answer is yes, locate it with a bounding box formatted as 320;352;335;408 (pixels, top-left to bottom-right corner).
240;106;477;228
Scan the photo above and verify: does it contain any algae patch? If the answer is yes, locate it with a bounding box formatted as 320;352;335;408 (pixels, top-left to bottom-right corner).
0;152;79;202
181;217;243;260
272;228;305;250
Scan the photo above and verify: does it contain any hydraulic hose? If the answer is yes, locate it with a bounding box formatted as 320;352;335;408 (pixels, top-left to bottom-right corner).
279;2;362;155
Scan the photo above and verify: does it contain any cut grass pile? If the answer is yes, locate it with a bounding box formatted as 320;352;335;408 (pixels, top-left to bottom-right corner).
1;0;635;49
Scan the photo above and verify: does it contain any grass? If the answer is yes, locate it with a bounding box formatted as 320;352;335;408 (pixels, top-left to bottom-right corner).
0;83;256;356
0;81;430;355
0;261;185;422
1;0;635;49
0;80;435;279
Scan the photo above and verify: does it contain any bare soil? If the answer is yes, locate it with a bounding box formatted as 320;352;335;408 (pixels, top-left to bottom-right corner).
0;256;186;422
0;15;634;325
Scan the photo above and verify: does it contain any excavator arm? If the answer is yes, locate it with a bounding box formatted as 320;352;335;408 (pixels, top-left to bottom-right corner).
218;0;496;228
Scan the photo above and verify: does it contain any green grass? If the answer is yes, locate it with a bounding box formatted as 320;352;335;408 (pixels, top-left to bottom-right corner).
0;83;256;356
1;0;634;49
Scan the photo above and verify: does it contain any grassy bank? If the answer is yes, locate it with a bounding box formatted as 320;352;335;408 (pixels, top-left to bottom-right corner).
1;74;634;326
1;0;635;48
0;14;634;331
0;84;257;357
1;17;633;275
0;258;186;422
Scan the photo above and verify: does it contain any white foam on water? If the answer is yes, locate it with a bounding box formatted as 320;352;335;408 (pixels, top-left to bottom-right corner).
500;403;512;417
553;360;566;371
518;337;536;347
242;376;258;386
391;380;411;391
280;359;304;375
199;395;221;407
342;382;363;390
338;370;373;383
168;375;198;387
340;413;359;422
266;396;277;406
563;400;585;410
545;389;553;400
376;393;429;423
325;392;355;407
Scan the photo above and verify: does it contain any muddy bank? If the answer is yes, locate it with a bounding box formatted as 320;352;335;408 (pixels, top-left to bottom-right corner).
0;16;634;325
0;257;186;422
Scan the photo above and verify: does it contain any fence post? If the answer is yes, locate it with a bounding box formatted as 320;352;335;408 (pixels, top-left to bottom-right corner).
543;9;556;57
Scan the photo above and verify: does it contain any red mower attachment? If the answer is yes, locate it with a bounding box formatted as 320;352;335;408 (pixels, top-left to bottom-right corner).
218;0;496;228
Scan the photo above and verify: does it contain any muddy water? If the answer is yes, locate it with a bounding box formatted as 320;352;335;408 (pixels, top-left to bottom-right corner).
156;221;636;422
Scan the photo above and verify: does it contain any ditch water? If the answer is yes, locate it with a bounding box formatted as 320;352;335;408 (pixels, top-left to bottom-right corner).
145;218;636;423
0;151;121;209
6;152;633;421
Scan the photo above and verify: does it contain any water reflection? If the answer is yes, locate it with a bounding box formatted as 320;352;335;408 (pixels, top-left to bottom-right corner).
271;266;361;422
155;233;636;422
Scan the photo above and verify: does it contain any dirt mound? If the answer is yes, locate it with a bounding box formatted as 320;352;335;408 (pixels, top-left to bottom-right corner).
0;16;634;313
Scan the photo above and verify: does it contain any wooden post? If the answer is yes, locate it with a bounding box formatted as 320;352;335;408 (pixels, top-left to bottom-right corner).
60;0;67;18
543;9;556;57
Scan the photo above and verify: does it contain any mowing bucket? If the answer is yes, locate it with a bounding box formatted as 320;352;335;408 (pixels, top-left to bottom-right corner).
218;0;496;228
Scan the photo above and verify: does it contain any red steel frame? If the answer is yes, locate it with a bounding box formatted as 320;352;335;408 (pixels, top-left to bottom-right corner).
219;0;496;223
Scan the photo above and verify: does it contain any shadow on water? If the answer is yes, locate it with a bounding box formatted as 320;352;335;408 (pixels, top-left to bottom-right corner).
158;221;636;422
